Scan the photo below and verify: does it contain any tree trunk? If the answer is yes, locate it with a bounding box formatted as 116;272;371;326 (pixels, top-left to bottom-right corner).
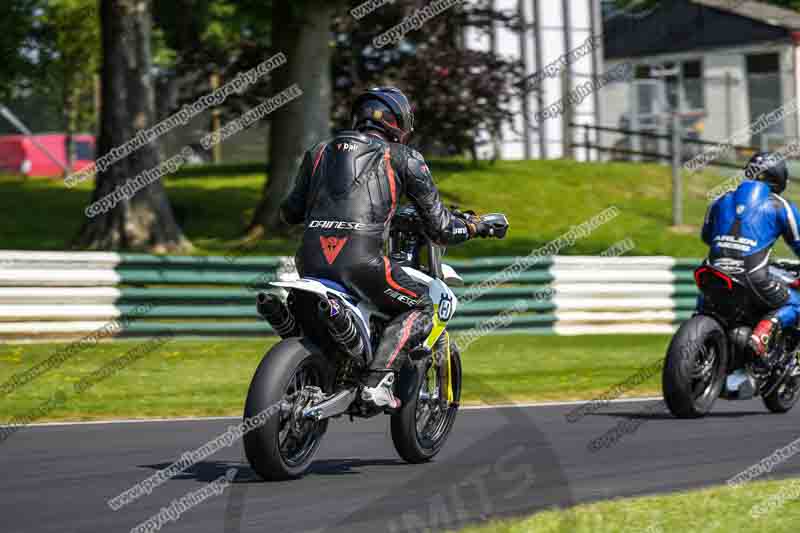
74;0;191;253
246;0;336;239
63;80;74;178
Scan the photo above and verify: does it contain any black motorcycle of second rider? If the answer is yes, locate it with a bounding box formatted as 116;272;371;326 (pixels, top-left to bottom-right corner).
663;152;800;418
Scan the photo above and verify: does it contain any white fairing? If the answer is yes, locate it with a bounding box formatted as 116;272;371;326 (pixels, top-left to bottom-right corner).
401;267;458;322
429;278;458;322
273;279;344;299
272;265;461;339
272;279;374;338
401;266;433;286
441;264;464;287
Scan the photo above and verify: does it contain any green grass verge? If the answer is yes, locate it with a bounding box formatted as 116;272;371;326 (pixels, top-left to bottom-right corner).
0;334;669;421
0;158;770;258
453;478;800;533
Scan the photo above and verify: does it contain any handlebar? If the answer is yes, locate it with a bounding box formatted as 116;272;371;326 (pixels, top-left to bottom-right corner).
392;205;509;239
769;261;800;289
770;260;800;275
450;207;509;238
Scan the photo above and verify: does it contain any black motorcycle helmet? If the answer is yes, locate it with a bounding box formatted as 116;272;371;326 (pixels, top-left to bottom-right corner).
351;87;414;144
745;151;789;194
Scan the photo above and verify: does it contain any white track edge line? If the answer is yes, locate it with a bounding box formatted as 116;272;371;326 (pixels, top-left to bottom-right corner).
12;396;664;428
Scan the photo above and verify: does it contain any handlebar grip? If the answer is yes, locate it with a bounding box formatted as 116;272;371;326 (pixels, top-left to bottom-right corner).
478;213;509;239
771;260;800;272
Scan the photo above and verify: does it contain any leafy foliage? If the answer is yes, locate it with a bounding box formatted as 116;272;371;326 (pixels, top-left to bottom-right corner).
0;0;40;101
37;0;101;135
153;1;524;157
0;1;99;136
333;0;524;156
152;0;275;119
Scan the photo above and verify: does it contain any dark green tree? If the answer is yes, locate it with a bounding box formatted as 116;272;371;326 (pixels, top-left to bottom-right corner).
247;0;522;237
152;1;523;239
332;0;522;158
74;0;190;252
38;0;101;171
0;1;40;102
247;0;343;239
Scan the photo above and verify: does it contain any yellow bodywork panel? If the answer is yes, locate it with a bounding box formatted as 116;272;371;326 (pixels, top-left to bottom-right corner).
424;304;447;349
422;305;453;403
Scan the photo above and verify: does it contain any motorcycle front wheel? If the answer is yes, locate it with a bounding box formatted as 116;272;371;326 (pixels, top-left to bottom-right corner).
243;338;331;480
763;367;800;413
391;336;462;463
663;314;728;418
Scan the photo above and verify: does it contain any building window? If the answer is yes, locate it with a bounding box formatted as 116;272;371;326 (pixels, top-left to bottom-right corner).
682;60;703;111
661;60;703;112
636;60;704;113
746;53;780;74
746;53;781;147
634;65;652;79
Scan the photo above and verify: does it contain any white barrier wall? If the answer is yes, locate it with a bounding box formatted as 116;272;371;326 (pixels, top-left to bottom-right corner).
0;251;698;340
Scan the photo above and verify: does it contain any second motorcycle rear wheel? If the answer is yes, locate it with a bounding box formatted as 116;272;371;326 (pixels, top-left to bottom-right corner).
663;315;728;418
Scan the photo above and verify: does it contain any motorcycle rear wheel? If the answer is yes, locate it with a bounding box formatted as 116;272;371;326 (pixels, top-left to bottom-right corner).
391;337;462;463
244;338;331;480
663;315;728;418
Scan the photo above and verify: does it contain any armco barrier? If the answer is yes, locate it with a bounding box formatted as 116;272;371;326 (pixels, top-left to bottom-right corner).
0;251;701;340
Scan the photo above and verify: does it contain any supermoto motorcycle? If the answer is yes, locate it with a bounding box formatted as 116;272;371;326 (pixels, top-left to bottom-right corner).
243;206;509;480
663;260;800;418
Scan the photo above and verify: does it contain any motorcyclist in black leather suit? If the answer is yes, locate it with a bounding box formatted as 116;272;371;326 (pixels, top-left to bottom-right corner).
280;87;500;408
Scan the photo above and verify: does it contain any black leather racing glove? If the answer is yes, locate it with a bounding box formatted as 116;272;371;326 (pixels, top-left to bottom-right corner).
473;213;509;238
455;209;509;239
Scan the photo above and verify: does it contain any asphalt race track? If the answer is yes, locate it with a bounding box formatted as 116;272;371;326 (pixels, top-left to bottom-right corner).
3;398;800;533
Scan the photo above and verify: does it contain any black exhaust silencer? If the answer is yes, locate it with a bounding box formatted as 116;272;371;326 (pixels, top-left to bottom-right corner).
318;297;365;360
256;292;299;338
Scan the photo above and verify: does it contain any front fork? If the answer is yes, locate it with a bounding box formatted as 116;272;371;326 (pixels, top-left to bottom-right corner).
437;331;454;403
416;332;454;405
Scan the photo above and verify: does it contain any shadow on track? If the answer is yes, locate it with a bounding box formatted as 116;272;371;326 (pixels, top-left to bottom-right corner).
589;410;770;420
140;457;407;483
221;341;578;533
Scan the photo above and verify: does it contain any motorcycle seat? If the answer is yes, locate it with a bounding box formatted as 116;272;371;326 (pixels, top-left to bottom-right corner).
306;277;359;302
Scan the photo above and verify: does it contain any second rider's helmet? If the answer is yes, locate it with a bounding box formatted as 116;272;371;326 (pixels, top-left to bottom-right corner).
745;151;789;194
351;87;414;144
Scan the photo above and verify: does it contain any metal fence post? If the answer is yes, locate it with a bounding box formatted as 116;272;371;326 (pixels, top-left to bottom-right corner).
630;82;641;162
518;0;532;160
210;72;222;164
561;68;574;159
671;112;683;226
725;72;733;141
584;124;591;161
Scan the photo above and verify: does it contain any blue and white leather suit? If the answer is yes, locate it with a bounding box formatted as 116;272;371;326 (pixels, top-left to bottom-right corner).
701;180;800;328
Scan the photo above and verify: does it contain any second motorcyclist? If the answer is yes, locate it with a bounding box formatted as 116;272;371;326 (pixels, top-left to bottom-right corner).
701;152;800;372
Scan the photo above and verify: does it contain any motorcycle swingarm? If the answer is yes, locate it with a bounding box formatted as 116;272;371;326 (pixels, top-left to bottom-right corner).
760;358;800;398
301;388;358;421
